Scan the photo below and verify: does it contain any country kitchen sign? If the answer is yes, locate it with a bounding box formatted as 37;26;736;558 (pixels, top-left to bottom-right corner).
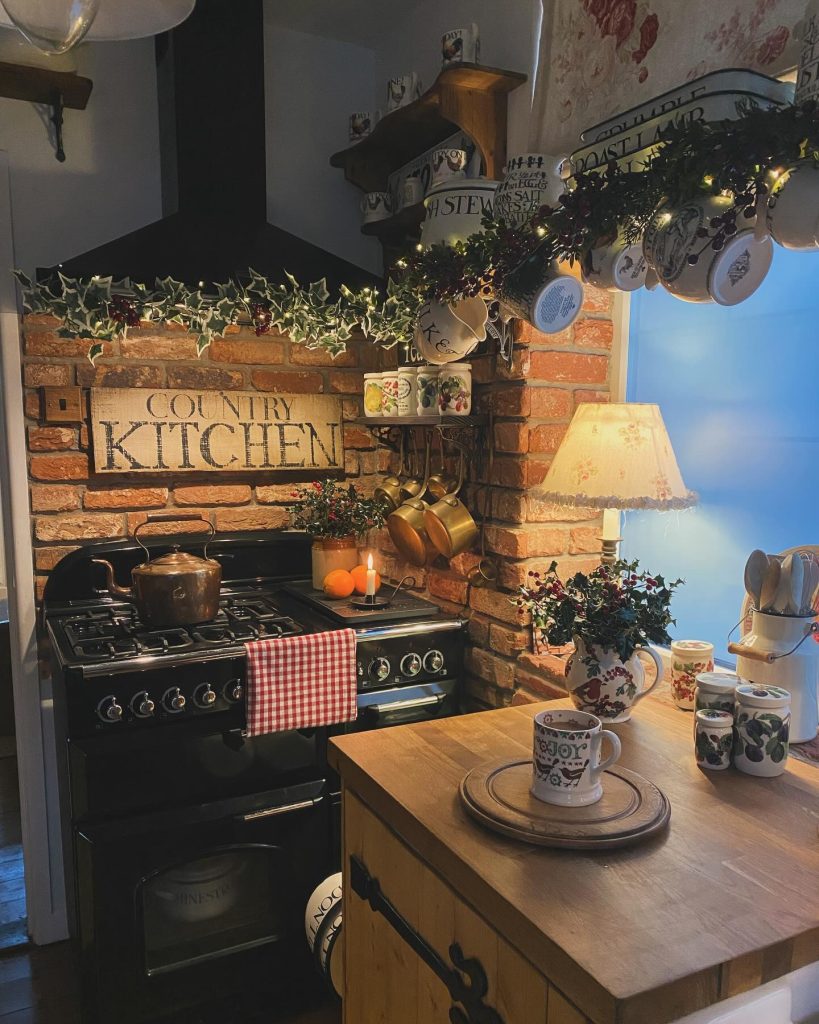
90;388;343;473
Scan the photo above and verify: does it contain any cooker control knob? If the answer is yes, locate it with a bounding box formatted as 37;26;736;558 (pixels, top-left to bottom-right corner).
97;696;123;723
424;649;445;673
400;653;422;678
130;691;155;718
369;657;391;683
162;687;186;713
223;679;243;703
194;683;217;708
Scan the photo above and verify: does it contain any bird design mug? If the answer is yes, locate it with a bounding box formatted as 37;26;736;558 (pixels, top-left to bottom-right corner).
532;709;621;807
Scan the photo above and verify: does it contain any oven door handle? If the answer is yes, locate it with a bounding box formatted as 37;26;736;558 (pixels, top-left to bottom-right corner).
236;795;324;823
364;693;445;718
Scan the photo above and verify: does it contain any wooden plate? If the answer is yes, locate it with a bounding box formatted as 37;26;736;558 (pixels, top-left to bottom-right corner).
460;759;671;850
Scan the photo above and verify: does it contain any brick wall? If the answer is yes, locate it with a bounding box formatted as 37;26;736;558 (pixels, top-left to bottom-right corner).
21;286;614;709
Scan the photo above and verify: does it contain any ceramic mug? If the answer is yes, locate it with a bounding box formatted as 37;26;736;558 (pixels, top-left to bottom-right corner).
442;23;479;66
497;253;583;334
532;709;621;807
413;297;487;364
583;234;648;292
642;194;773;305
670;639;714;711
766;161;819;250
494;152;568;228
401;175;424;207
349;111;377;142
361;191;393;224
387;72;421;111
396;367;417;416
431;148;467;186
437;362;471;415
416;366;439;416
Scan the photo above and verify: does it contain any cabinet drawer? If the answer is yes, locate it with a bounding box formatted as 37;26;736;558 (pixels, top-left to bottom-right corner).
342;788;591;1024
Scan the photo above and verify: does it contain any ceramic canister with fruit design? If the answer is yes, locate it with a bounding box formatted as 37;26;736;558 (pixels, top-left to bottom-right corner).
416;366;439;416
437;362;471;415
694;709;733;771
396;367;418;416
381;371;400;416
670;640;714;710
695;672;739;715
734;684;791;778
363;373;384;417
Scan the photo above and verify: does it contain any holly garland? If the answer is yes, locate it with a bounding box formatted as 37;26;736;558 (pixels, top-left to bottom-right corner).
16;99;819;363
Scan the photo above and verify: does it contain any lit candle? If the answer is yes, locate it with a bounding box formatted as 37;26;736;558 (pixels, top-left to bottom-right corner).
365;553;376;598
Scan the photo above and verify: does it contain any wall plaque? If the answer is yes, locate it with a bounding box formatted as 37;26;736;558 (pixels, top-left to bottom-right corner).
90;388;343;474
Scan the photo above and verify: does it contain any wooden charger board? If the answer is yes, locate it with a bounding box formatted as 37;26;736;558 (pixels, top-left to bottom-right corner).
460;759;670;849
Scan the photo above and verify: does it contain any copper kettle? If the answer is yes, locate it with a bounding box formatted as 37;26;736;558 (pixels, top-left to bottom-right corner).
92;514;221;626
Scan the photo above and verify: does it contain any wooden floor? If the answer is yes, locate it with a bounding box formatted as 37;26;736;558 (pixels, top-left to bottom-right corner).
0;752;26;951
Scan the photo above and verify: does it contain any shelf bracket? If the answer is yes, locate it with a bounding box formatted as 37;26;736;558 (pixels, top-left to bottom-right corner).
49;89;66;163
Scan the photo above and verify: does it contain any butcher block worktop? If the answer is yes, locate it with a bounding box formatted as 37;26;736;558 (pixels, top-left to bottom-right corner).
329;696;819;1024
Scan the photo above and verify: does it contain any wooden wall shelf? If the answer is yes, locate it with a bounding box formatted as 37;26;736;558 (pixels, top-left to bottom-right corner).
330;64;526;194
360;201;425;239
0;61;92;109
353;415;487;427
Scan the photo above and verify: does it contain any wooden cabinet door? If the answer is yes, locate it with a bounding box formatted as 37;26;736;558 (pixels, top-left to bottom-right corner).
342;788;553;1024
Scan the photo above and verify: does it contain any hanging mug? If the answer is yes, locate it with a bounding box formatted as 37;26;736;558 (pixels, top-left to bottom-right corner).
361;192;393;224
349;111;377;142
413;297;487;364
494;153;568;228
442;23;479;66
387;72;421;111
498;252;583;334
583;232;648;292
431;148;468;187
766;161;819;250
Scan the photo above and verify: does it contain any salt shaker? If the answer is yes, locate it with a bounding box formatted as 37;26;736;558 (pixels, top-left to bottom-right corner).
695;672;739;715
695;709;733;771
734;684;791;777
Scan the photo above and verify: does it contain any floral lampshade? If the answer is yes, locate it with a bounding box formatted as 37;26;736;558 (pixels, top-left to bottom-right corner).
533;403;697;511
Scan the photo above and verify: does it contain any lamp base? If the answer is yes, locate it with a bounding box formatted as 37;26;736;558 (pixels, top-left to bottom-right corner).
601;536;622;566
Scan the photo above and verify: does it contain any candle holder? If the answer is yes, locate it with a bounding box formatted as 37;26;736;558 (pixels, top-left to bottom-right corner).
348;574;417;611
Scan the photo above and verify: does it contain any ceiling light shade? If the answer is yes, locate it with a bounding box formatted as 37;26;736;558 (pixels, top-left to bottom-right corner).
0;0;195;47
0;0;100;55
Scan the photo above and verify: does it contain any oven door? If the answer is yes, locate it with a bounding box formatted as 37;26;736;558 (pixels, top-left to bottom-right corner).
353;678;458;731
74;778;331;1024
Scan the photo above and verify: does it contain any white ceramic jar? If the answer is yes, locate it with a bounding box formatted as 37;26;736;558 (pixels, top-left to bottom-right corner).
734;683;791;777
670;640;715;710
420;177;499;248
694;709;734;771
380;370;400;416
695;672;740;715
437;362;471;415
363;372;383;417
494;153;566;227
396;367;418;416
416;367;439;416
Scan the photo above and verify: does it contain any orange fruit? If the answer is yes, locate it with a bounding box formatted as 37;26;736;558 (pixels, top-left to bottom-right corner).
350;563;382;595
323;569;355;599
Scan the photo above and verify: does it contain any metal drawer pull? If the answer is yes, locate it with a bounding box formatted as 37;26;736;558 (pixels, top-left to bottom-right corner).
368;694;445;716
239;796;323;822
350;855;504;1024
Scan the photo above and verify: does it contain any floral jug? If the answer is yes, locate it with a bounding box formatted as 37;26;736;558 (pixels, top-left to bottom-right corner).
565;638;663;723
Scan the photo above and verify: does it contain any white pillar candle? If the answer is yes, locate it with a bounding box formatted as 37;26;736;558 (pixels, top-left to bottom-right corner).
365;553;376;597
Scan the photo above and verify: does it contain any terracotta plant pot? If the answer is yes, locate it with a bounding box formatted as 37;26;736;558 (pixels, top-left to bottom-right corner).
311;536;358;590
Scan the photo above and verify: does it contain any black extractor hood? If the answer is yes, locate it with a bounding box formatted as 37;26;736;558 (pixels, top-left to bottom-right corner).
49;0;379;291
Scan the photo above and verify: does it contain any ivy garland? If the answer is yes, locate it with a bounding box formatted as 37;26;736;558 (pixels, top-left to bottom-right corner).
16;99;819;363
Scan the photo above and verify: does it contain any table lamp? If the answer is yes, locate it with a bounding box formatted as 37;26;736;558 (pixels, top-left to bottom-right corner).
534;403;697;564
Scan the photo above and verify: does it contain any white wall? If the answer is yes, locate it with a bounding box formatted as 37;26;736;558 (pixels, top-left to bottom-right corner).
0;35;162;274
263;16;381;275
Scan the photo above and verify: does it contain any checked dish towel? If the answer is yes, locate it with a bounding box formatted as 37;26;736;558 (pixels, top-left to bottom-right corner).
245;629;357;737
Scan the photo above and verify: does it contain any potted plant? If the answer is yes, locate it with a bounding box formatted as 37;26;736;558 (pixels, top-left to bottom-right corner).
518;560;683;722
289;480;387;589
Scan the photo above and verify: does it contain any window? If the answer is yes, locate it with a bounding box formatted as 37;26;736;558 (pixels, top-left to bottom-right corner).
622;248;819;661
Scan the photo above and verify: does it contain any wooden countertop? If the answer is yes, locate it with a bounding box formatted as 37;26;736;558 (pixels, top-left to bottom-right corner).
329;696;819;1024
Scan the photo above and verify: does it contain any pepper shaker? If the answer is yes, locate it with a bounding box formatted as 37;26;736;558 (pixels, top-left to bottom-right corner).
695;709;733;771
734;684;791;777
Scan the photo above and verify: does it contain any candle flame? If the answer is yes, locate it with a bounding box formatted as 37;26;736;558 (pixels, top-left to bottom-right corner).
367;553;373;570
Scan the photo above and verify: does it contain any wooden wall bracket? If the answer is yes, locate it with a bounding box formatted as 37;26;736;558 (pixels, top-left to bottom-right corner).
0;60;93;161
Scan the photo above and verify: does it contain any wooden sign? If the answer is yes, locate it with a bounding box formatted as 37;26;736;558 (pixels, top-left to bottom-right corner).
90;388;343;474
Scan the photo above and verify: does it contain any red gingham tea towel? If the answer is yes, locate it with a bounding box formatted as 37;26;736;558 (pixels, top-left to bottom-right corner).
245;629;357;737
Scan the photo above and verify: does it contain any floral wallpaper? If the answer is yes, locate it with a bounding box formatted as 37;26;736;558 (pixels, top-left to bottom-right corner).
531;0;805;150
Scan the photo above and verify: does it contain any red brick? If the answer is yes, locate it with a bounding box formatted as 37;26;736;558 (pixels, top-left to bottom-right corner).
467;613;491;647
575;390;610;405
344;450;360;476
24;364;71;387
342;398;362;420
167;366;244;390
573;318;614;350
127;510;212;535
524;459;552;487
581;285;612;313
327;370;364;394
343;426;374;450
120;335;198;360
470;354;495;385
485;525;566;559
489;622;530;657
34;546;79;570
488;456;526;489
482;385;529;416
290;345;356;367
528;423;567;454
469;586;527;626
499;555;600;589
497;347;532;380
514;668;566;702
35;513;124;542
251;369;323;393
426;571;468;605
518;651;571;685
26;332;112;358
510;689;539;706
528;388;574;419
256;484;301;504
463;675;509;709
35;576;47;601
493;422;528;453
209;338;286;364
214;507;290;532
465;647;516;690
30;484;80;512
491;489;527;524
448;551;483;578
514;320;571;347
30;454;88;481
527;498;599;523
24;314;61;328
569;525;603;554
84;487;168;510
529;351;608;384
174;485;251;506
24;392;41;419
28;426;75;451
76;364;164;388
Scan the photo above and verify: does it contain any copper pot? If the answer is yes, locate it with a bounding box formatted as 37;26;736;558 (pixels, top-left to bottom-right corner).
387;433;432;568
423;450;479;558
374;432;407;511
92;514;221;626
424;431;458;503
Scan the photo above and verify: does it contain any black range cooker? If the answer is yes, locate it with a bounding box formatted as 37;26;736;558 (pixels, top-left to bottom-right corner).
43;531;465;1024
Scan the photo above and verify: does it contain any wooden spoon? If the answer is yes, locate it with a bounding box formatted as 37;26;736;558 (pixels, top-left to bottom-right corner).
759;556;781;612
743;549;768;610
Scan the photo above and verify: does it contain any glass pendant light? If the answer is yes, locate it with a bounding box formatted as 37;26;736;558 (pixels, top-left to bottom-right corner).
0;0;100;55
